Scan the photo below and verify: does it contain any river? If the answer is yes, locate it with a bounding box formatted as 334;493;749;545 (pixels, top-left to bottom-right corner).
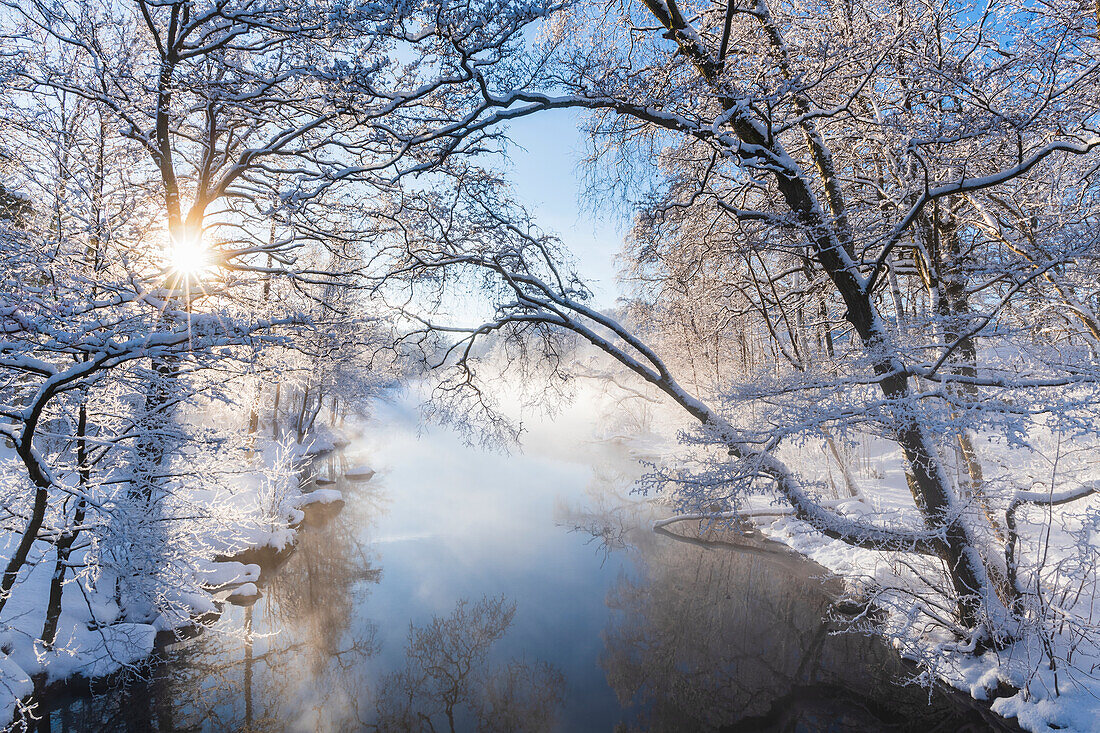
28;393;1019;732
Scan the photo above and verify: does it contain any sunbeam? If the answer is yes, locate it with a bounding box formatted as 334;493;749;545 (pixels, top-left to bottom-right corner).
168;227;211;278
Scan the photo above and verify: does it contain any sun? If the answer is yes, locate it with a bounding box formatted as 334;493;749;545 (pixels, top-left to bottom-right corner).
167;228;211;278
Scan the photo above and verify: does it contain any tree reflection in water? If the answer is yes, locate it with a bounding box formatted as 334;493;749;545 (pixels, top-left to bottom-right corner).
599;523;1018;732
553;439;1017;731
28;439;1020;732
371;595;565;733
31;454;567;733
31;461;384;732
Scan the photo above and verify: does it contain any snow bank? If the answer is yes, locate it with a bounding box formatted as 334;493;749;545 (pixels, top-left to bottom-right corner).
624;408;1100;733
345;464;375;481
295;488;344;507
0;428;361;727
0;656;31;724
749;443;1100;733
224;583;261;605
197;560;261;589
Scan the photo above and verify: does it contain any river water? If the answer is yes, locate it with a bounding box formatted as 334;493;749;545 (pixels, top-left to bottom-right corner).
31;395;1018;732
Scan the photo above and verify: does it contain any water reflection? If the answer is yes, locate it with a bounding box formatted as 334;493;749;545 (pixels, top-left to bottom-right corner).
27;409;1022;732
373;595;565;732
598;523;1017;732
29;460;383;732
30;444;569;733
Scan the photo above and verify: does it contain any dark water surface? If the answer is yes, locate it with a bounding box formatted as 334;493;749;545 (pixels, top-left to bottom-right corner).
28;397;1018;732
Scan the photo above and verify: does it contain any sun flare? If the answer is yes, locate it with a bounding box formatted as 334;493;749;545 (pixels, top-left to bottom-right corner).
168;229;211;277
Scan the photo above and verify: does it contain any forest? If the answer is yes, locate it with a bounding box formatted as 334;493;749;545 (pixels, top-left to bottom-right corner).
1;0;1100;731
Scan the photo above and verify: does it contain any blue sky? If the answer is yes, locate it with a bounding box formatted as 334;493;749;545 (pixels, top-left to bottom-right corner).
502;109;627;308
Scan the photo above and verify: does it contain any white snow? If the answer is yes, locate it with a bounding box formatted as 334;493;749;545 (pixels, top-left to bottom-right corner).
296;488;344;506
345;465;376;480
0;427;362;724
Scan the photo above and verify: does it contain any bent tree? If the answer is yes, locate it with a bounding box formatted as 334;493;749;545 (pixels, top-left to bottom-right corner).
372;0;1100;655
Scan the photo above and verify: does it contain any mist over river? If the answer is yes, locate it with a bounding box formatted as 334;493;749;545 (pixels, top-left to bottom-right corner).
32;391;1014;732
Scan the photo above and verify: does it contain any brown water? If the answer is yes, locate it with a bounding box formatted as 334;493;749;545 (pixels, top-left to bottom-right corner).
25;396;1019;732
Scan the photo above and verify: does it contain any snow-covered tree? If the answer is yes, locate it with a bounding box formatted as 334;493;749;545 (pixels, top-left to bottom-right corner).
0;0;553;714
368;0;1100;684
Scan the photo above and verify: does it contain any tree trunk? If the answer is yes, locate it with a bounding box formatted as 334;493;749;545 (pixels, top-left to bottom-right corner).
246;384;261;457
925;210;1003;538
0;402;55;618
823;429;861;499
295;386;311;444
0;487;49;619
271;379;282;439
42;400;90;647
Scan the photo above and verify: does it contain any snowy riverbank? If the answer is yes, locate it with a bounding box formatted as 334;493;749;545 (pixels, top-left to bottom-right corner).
643;427;1100;733
0;424;359;728
757;492;1100;733
541;373;1098;733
